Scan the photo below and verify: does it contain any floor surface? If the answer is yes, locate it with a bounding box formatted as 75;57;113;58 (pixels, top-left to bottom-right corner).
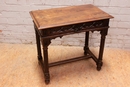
0;43;130;87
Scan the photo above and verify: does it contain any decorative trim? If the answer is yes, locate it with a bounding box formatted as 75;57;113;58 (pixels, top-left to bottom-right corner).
50;20;104;34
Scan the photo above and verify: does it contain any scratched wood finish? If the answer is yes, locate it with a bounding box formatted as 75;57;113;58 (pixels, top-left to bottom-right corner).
30;4;113;29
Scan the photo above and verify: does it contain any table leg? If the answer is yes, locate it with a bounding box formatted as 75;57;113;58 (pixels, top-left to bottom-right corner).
41;38;51;84
84;31;89;55
97;29;108;71
34;26;42;61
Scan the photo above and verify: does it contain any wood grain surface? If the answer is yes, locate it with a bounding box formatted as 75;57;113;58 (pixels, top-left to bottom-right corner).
30;4;113;29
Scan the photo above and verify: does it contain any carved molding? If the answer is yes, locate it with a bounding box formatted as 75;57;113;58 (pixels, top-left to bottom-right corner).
50;21;104;35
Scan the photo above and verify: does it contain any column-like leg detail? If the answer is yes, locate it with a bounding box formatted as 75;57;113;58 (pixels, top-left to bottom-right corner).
97;29;108;71
84;31;89;55
34;24;42;61
41;39;51;84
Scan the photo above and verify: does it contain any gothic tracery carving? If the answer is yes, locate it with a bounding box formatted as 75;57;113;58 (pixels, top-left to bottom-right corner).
50;21;104;34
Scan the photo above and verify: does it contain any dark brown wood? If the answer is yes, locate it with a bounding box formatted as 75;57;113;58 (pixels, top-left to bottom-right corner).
96;19;109;71
49;55;91;67
34;23;42;60
84;31;89;55
40;26;109;40
97;29;108;71
30;4;113;84
41;38;51;84
87;49;98;63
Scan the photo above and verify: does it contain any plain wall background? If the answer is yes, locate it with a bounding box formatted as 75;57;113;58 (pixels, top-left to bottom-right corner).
0;0;130;49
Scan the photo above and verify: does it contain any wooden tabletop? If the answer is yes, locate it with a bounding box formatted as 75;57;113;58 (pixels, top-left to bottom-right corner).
30;4;113;30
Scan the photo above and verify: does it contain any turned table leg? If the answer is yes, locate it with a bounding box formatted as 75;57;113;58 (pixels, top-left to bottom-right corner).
84;31;89;55
41;38;51;84
97;29;108;71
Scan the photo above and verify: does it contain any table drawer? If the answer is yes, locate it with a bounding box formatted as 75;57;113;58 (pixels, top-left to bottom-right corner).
39;19;109;38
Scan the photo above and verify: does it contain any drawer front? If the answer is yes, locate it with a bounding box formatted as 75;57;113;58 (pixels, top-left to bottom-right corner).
39;19;109;38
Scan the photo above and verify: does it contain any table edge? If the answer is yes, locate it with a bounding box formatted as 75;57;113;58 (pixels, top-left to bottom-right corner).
30;4;114;30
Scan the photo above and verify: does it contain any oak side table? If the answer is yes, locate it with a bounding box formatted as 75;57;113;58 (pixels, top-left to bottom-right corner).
30;4;113;84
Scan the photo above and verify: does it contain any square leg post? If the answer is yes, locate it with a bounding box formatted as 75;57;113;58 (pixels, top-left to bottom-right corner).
34;24;42;61
84;31;89;55
97;29;108;71
41;38;51;84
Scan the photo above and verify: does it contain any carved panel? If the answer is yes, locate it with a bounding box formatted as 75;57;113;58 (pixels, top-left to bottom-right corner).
49;20;105;35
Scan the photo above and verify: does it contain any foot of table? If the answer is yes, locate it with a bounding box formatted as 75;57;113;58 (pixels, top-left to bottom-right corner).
96;61;103;71
44;73;50;84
